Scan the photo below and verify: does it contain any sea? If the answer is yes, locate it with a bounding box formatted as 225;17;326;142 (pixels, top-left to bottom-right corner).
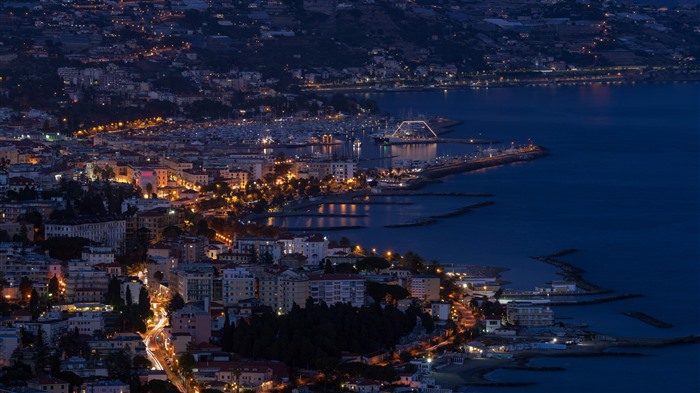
270;83;700;392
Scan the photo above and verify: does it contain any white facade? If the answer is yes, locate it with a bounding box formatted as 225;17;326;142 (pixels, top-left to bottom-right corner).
308;274;365;308
430;302;451;321
330;161;356;182
221;267;255;306
82;246;115;266
45;217;126;251
174;269;213;303
506;301;554;327
68;312;105;336
120;197;171;213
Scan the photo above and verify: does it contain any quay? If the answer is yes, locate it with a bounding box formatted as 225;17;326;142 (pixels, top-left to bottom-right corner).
418;145;549;180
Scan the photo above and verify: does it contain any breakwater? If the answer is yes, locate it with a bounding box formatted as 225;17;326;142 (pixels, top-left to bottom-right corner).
429;201;495;219
419;146;549;180
530;249;612;294
623;312;674;329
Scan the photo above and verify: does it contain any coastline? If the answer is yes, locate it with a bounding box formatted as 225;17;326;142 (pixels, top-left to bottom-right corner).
431;336;700;389
302;69;700;95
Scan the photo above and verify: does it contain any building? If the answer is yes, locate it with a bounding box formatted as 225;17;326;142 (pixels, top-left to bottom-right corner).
173;267;213;303
83;380;130;393
430;301;452;321
26;377;69;393
171;303;211;345
506;301;554;327
220;266;255;306
64;261;110;303
308;274;365;308
67;312;105;336
0;328;19;366
45;216;126;251
409;275;440;302
236;237;282;262
82;246;115;266
257;270;309;315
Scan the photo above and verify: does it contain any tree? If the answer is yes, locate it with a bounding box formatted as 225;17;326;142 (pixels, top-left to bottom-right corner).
125;286;133;309
178;352;196;375
19;276;32;303
132;355;152;370
105;277;123;307
167;293;185;315
148;380;180;393
137;287;151;320
162;225;183;239
48;275;59;299
356;257;391;274
55;371;83;392
29;288;39;314
104;350;131;380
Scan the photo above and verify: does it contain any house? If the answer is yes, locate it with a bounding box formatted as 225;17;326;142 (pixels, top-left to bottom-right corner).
430;301;452;321
83;380;130;393
343;379;383;393
483;317;503;333
26;377;69;393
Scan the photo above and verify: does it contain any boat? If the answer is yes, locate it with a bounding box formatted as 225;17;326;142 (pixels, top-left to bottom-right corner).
353;139;362;148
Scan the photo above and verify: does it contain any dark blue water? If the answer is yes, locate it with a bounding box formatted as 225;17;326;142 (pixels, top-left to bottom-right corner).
275;83;700;390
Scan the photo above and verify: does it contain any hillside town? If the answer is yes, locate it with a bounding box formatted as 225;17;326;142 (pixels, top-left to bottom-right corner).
0;0;697;393
0;100;586;393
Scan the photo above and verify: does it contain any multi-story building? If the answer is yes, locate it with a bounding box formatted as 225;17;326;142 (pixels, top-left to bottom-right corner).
171;304;211;345
81;246;115;266
506;301;554;327
120;197;171;214
0;199;64;224
67;312;105;336
308;274;365;308
220;266;255;306
64;261;110;303
257;270;309;314
236;237;282;262
45;216;126;252
173;267;213;303
409;275;441;302
86;333;146;358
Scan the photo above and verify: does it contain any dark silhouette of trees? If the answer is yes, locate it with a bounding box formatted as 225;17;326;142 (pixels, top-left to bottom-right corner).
222;301;432;369
167;293;185;316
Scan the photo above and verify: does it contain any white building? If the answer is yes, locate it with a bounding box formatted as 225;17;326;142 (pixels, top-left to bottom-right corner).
120;197;171;213
308;274;365;308
82;246;115;266
506;301;554;327
45;216;126;251
430;301;452;321
221;266;255;306
173;268;213;303
67;312;105;336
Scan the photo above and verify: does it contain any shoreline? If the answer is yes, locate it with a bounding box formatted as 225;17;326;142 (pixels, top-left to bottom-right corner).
431;336;700;389
302;72;700;95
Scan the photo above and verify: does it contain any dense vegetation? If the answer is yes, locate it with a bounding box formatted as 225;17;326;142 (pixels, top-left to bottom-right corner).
220;299;434;369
